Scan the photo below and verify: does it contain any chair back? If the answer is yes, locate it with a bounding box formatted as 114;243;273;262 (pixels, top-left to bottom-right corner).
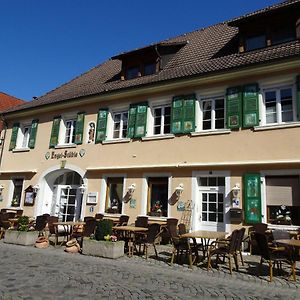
83;218;97;237
252;223;268;234
235;227;246;252
6;212;16;219
16;210;24;217
228;229;240;254
272;229;290;241
48;216;59;234
135;216;148;228
95;213;104;220
84;216;95;222
146;223;161;243
35;215;48;231
118;215;129;226
167;218;178;227
254;232;271;260
178;223;187;235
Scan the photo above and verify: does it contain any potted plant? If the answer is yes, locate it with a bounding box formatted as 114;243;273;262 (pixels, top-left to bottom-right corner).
4;216;39;246
82;219;124;259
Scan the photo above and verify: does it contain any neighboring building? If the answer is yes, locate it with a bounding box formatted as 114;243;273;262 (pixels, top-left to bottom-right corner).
1;0;300;233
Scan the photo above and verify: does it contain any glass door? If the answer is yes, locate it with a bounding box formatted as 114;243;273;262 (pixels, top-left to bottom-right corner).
197;177;225;231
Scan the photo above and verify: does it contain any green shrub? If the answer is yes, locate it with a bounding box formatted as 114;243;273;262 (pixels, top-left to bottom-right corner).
17;216;29;231
95;219;113;241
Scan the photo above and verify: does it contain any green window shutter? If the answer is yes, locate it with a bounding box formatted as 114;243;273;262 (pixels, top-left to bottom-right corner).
226;86;242;129
134;102;148;138
296;75;300;121
243;83;259;128
171;96;184;134
127;105;137;138
74;112;85;145
49;116;61;148
244;173;262;224
95;109;108;143
183;94;196;133
28;119;39;149
9;122;19;151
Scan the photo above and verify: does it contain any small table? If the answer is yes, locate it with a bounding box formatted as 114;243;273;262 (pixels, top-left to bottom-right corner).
180;230;227;263
113;225;148;256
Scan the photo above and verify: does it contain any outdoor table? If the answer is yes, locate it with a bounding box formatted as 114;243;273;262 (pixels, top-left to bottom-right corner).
277;239;300;281
113;225;148;257
180;230;227;263
53;221;86;243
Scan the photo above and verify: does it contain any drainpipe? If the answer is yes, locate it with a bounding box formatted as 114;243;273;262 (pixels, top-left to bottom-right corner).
154;45;162;71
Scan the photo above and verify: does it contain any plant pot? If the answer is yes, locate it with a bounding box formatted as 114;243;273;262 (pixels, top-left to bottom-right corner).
4;230;39;246
82;238;125;259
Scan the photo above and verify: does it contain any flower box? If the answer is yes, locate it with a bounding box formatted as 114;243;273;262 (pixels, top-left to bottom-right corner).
82;238;125;259
4;230;39;246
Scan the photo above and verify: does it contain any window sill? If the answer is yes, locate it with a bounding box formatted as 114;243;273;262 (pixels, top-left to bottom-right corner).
102;138;131;145
190;129;231;137
254;122;300;131
55;144;77;149
12;148;30;153
142;134;175;141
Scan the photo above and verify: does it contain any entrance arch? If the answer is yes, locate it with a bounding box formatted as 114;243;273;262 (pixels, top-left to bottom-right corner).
35;165;86;221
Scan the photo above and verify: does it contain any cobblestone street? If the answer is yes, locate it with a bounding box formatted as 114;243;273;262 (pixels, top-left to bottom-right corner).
0;241;299;300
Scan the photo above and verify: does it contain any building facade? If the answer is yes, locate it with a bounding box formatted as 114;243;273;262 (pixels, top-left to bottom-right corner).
1;1;300;233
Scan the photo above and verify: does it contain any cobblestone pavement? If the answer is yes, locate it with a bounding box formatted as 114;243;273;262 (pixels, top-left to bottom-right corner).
0;241;299;300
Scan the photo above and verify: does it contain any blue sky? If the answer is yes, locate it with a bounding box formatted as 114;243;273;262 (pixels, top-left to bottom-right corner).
0;0;280;101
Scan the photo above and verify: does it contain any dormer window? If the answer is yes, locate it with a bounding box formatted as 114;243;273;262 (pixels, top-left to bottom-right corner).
245;34;266;51
144;62;156;76
271;28;295;46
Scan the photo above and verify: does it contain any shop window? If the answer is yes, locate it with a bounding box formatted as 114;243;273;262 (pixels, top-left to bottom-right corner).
105;178;123;214
201;98;225;130
266;176;300;225
11;178;24;207
147;177;168;217
153;105;171;135
264;86;294;125
113;111;128;139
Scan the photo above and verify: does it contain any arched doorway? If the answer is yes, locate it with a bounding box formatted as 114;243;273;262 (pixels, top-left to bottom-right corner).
37;168;85;221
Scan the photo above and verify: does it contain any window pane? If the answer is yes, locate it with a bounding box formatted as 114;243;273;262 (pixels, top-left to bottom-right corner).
202;213;207;221
144;63;156;76
245;34;266;51
208;177;217;186
199;177;208;186
202;193;207;202
218;177;225;186
209;193;216;202
126;66;139;79
272;28;295;45
202;203;207;211
218;214;224;223
209;203;216;212
209;213;216;222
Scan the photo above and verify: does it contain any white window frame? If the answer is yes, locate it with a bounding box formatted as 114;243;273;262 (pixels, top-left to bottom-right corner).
58;115;77;146
260;84;296;126
16;123;31;149
152;104;171;136
199;96;225;131
8;177;24;208
112;110;128;139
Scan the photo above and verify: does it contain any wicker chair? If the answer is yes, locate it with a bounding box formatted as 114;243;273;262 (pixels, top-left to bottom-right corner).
254;232;295;282
207;229;240;274
135;216;148;228
35;215;49;236
72;217;97;247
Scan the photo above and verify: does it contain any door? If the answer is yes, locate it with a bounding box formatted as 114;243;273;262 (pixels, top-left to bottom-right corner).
55;185;82;221
195;176;225;231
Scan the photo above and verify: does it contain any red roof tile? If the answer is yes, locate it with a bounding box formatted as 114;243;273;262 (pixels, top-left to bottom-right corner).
0;92;25;112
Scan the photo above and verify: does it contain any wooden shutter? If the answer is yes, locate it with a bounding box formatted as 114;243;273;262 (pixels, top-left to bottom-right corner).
244;173;262;224
226;86;242;129
297;75;300;121
74;112;85;145
49;116;61;148
28;119;39;149
127;105;137;138
183;94;196;133
95;109;108;143
243;83;259;128
135;102;148;138
171;96;184;134
9;122;19;151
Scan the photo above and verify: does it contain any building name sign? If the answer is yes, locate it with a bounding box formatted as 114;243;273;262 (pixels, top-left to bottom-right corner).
45;149;86;160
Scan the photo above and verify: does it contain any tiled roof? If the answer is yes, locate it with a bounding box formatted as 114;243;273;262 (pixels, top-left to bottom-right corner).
0;92;25;112
4;0;300;114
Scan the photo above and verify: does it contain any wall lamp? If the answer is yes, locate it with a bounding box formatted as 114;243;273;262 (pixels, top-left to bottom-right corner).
127;183;136;195
0;184;4;193
32;184;40;194
79;184;87;194
232;184;240;198
175;183;184;198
